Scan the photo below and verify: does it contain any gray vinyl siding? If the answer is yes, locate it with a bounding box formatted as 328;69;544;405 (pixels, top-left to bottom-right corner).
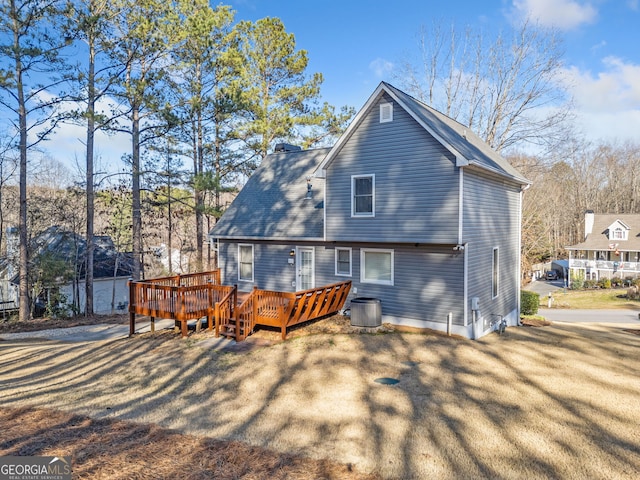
325;93;459;243
463;169;521;328
219;241;296;292
220;240;465;326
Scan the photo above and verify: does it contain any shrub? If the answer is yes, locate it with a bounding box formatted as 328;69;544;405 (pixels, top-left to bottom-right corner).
570;270;585;290
598;278;612;289
521;290;540;315
584;279;597;289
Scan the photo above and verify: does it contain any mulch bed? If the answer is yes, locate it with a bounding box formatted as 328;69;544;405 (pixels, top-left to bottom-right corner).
0;406;379;480
520;317;552;327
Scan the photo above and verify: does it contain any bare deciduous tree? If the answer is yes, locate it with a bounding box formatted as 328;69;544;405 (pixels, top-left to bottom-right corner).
398;19;573;153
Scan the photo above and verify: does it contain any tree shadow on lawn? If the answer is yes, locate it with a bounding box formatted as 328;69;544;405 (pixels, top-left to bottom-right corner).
0;406;377;480
1;320;639;479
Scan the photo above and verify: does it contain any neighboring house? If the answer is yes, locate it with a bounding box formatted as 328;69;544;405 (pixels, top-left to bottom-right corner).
0;226;133;315
566;211;640;282
209;82;530;339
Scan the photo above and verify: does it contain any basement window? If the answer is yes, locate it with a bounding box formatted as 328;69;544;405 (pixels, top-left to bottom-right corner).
335;248;352;276
361;249;394;286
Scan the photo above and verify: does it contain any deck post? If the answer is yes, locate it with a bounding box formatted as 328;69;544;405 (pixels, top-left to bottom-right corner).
207;279;213;331
129;312;135;337
150;316;155;333
128;279;135;337
214;302;220;337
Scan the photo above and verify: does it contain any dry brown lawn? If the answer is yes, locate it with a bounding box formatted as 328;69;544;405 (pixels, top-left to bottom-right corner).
1;314;639;479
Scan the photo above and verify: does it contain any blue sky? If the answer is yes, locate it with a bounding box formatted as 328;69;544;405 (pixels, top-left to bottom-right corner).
33;0;640;179
229;0;640;143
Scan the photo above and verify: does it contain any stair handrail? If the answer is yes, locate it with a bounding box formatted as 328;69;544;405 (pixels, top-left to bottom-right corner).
214;284;237;336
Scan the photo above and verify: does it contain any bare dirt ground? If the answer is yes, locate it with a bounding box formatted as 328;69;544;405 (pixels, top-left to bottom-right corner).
1;314;639;479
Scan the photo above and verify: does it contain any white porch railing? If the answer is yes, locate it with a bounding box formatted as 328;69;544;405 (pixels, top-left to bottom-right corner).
569;259;640;272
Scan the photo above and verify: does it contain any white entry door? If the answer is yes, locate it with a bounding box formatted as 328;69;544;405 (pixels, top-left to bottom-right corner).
296;247;315;291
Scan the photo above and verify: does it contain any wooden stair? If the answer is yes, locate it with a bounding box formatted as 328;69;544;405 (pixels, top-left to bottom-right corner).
218;309;252;341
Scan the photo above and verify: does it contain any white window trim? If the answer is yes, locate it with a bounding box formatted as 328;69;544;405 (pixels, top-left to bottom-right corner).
335;247;352;277
360;248;394;286
492;247;499;299
351;174;375;217
380;102;393;123
238;243;254;282
611;227;627;241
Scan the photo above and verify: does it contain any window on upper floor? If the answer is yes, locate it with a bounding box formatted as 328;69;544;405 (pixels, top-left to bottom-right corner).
335;247;352;276
238;244;254;282
352;174;375;217
361;248;394;286
611;227;627;240
380;102;393;123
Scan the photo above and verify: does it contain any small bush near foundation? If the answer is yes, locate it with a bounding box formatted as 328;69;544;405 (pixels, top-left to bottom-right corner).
570;270;585;290
598;278;612;289
521;290;539;315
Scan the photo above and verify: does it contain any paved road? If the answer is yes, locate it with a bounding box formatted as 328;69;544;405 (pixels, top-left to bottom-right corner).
539;308;640;324
523;278;566;297
0;318;261;352
525;280;640;324
0;318;178;342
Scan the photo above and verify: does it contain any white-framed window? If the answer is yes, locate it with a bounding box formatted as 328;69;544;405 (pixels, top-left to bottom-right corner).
361;248;394;286
492;247;499;299
380;102;393;123
352;174;375;217
238;244;254;282
335;247;352;276
612;227;627;240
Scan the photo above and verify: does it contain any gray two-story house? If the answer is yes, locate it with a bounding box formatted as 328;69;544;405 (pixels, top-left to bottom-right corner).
210;82;530;339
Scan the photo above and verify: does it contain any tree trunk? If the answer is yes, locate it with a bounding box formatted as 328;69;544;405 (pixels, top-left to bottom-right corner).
132;104;142;280
14;17;29;322
195;109;204;272
85;35;96;316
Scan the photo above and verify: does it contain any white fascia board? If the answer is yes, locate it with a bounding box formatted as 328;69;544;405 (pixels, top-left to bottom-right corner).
455;156;469;167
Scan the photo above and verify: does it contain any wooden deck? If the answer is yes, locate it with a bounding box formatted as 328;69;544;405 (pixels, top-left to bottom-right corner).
128;270;351;341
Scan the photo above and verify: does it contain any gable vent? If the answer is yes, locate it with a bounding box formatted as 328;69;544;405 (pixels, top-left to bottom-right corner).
380;103;393;123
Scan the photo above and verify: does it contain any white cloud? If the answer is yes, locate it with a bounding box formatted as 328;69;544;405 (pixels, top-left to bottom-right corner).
369;58;394;78
562;57;640;112
25;93;131;179
561;57;640;142
628;0;639;11
511;0;598;30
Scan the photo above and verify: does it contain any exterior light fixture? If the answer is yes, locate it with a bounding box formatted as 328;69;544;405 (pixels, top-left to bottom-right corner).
305;176;312;200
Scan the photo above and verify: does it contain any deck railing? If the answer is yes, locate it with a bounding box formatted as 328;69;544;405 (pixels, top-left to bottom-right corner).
128;270;231;336
129;272;351;341
232;280;351;341
139;270;221;287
